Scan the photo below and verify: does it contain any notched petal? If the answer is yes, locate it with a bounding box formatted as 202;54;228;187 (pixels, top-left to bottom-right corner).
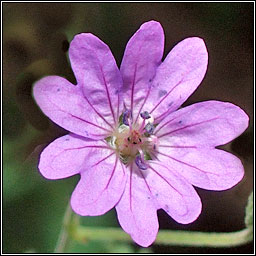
148;161;202;224
156;100;249;147
120;20;165;122
116;164;159;247
71;156;127;216
69;33;123;124
38;134;112;180
157;147;245;191
145;37;208;121
33;75;112;139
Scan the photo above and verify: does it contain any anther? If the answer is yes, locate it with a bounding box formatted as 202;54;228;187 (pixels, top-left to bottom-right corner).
140;111;151;120
135;154;148;170
122;109;132;126
145;123;155;135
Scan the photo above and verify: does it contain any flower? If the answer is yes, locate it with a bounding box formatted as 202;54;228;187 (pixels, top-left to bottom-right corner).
33;21;249;247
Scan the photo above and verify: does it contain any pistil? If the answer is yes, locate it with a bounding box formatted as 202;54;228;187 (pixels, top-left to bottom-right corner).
110;110;158;169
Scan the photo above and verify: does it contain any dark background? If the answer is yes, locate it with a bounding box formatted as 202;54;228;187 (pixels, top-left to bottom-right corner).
3;2;254;253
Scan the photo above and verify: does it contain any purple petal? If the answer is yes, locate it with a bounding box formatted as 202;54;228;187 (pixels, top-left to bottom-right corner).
120;21;164;123
157;147;244;190
155;101;249;147
69;33;123;124
115;164;159;247
144;37;208;121
33;76;112;139
71;151;127;216
148;161;202;224
38;134;113;180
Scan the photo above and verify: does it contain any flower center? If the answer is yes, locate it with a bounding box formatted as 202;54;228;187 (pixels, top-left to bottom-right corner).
108;110;158;169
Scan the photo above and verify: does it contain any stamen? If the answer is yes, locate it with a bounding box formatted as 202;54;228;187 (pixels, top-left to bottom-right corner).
139;118;146;133
135;154;148;170
122;109;132;126
147;135;159;151
145;123;155;135
140;111;151;119
114;111;158;168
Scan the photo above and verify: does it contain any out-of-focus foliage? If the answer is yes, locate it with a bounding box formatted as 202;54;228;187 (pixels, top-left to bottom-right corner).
3;125;41;201
245;192;253;229
3;2;253;253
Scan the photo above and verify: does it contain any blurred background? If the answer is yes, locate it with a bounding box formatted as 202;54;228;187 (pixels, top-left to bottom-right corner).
3;2;254;253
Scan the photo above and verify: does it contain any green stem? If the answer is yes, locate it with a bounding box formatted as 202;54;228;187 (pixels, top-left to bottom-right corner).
54;204;73;253
70;226;253;248
156;228;253;247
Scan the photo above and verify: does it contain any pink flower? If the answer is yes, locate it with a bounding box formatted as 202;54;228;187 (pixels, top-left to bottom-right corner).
33;21;249;247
